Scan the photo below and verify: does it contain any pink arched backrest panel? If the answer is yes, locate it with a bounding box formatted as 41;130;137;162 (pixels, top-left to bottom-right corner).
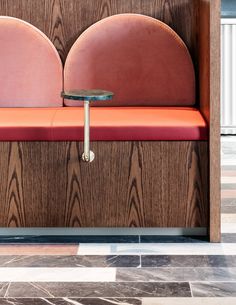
64;14;195;107
0;17;63;107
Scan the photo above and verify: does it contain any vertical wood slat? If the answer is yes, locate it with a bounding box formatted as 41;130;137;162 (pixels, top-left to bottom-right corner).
209;0;221;242
5;143;25;227
199;0;221;242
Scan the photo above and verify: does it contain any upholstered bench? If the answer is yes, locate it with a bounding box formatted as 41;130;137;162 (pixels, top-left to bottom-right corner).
0;11;219;241
0;15;207;141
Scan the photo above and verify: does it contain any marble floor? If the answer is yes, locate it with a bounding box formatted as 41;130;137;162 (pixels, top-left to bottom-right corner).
0;136;236;304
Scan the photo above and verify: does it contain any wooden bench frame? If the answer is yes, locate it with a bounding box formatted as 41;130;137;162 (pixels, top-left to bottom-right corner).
0;0;221;242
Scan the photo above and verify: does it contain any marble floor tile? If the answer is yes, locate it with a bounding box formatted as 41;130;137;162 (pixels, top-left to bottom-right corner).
222;165;236;171
221;170;236;177
0;298;142;305
0;267;116;282
3;282;191;298
2;283;53;298
221;184;236;190
116;267;236;282
141;255;236;267
77;243;236;255
0;283;9;298
221;160;236;166
222;234;236;243
221;223;236;233
142;298;236;305
222;177;236;183
221;190;236;198
222;214;236;223
191;281;236;297
221;198;236;213
0;255;140;268
0;245;78;255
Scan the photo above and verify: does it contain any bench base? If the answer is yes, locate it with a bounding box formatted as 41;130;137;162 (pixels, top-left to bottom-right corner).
0;141;209;230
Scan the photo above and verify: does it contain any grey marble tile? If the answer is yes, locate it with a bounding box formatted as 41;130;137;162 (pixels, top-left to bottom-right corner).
0;255;140;267
3;283;53;298
222;234;236;243
0;283;9;297
64;298;141;305
0;299;52;305
191;282;236;297
4;282;191;298
221;198;236;213
116;267;236;282
142;255;236;267
221;184;236;190
0;298;141;305
222;165;236;171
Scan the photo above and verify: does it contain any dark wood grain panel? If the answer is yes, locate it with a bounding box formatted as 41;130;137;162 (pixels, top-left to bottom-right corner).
5;143;25;227
0;142;10;226
64;142;84;227
209;0;221;242
0;141;209;228
126;142;145;227
141;141;209;227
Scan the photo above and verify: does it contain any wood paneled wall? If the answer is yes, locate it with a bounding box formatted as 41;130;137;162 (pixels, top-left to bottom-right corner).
0;141;209;228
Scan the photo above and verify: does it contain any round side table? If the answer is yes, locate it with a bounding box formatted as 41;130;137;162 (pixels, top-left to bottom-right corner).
62;89;114;162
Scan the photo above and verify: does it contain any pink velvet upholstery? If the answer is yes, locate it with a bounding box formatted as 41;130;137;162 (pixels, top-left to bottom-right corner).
0;107;207;141
0;17;63;107
64;14;195;107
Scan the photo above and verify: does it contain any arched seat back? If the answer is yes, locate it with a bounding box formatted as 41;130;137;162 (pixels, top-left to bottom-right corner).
64;14;195;107
0;17;63;107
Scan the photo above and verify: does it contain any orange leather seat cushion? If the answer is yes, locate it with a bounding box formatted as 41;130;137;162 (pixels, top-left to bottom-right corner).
0;107;207;141
0;108;57;140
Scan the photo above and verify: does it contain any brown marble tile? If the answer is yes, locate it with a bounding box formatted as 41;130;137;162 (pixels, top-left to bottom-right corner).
142;255;236;267
4;282;191;298
116;267;236;282
221;198;236;213
0;255;140;267
221;190;236;198
191;282;236;297
0;298;141;305
0;245;78;255
0;283;9;297
221;171;236;177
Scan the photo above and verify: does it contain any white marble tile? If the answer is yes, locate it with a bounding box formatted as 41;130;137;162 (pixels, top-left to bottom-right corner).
221;136;236;143
142;298;236;305
221;160;236;166
222;177;236;183
222;214;236;223
222;223;236;233
77;243;236;255
0;267;116;282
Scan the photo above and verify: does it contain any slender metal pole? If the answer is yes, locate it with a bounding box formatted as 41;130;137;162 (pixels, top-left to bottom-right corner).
84;100;90;162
